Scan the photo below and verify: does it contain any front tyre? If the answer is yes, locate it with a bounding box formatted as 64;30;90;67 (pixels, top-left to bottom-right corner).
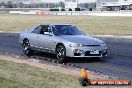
56;45;66;63
23;39;33;56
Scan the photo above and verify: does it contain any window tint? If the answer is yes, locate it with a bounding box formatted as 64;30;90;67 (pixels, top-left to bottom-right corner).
40;25;51;34
52;25;83;36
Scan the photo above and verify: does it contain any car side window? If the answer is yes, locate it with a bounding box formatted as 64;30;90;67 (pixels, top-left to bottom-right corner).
40;25;51;34
32;26;42;34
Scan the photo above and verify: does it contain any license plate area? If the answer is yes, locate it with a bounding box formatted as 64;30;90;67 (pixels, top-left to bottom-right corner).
90;50;99;54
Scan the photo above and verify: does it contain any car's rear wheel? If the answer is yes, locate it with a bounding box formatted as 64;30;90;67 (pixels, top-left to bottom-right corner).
23;39;33;56
56;44;66;63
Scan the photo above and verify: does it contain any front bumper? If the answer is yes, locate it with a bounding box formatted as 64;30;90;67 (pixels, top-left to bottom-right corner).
65;46;107;57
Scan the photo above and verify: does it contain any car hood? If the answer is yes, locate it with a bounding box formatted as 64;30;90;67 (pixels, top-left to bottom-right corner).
59;35;104;45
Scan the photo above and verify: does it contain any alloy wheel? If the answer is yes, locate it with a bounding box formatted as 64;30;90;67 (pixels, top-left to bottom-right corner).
56;45;66;63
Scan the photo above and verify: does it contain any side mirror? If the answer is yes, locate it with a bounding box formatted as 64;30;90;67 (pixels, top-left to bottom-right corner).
44;32;50;35
44;32;53;36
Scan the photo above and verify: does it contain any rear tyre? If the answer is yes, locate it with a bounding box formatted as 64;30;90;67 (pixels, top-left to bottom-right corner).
23;39;33;56
56;45;67;63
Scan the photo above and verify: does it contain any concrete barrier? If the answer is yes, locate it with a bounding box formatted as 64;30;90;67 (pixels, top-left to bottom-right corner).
9;11;22;14
51;11;132;16
8;10;132;16
36;11;51;15
9;11;51;15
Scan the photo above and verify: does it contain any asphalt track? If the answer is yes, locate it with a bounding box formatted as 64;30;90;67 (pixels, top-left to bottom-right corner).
0;33;132;80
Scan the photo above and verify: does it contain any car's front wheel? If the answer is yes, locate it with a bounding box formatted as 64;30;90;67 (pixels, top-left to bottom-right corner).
23;39;33;56
56;44;66;63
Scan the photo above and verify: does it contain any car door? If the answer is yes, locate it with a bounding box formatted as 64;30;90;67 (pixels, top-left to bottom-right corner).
36;25;54;52
31;25;56;53
39;25;58;53
47;26;58;52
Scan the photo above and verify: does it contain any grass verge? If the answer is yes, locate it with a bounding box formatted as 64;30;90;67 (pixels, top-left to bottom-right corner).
0;55;131;88
0;59;82;88
0;14;132;35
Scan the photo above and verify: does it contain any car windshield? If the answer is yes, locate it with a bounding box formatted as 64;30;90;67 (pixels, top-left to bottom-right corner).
52;25;84;36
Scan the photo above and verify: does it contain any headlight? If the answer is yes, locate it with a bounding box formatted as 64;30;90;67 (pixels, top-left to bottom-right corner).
69;44;86;47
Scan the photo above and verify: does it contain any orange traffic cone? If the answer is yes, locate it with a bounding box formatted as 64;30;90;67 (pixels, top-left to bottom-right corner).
81;68;88;78
84;71;88;78
80;68;91;86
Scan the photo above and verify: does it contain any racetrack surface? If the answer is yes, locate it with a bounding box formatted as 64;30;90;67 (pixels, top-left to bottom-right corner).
0;33;132;80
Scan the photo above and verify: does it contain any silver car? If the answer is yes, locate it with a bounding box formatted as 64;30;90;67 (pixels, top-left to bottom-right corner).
19;24;107;63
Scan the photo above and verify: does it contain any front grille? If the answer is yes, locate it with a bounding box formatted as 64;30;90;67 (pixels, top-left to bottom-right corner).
74;53;81;56
85;51;102;56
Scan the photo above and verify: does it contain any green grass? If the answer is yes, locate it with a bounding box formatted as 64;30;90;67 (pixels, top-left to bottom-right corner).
0;59;131;88
0;59;80;88
0;14;132;35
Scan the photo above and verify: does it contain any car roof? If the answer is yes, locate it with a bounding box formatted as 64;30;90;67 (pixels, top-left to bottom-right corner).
39;24;73;26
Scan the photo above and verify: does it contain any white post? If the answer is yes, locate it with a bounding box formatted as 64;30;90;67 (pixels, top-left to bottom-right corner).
77;0;78;7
